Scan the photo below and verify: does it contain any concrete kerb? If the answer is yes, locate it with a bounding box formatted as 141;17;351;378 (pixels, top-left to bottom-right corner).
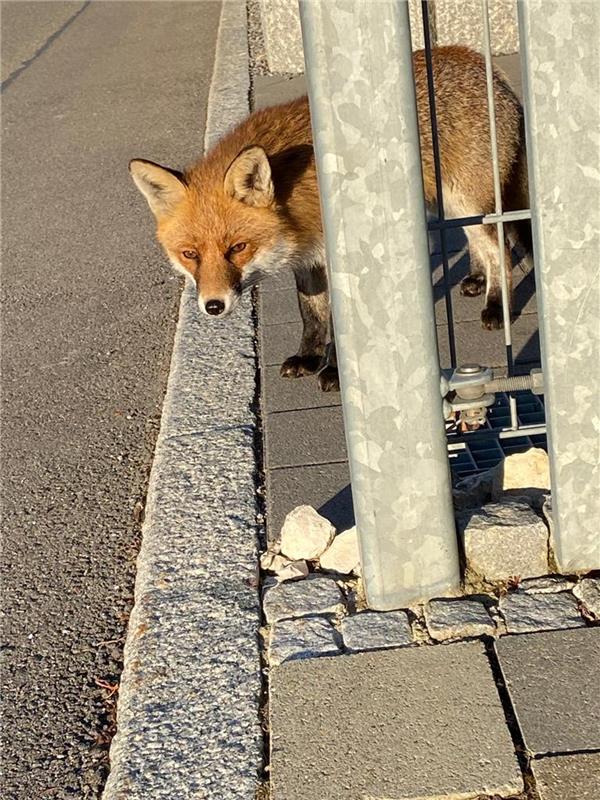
102;3;263;799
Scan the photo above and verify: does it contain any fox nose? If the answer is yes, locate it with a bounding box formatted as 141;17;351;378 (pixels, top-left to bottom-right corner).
205;299;225;316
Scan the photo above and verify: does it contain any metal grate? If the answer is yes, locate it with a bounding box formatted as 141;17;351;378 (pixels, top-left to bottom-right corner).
448;391;546;479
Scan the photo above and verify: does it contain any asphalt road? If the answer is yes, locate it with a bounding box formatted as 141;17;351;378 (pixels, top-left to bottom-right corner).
1;2;221;797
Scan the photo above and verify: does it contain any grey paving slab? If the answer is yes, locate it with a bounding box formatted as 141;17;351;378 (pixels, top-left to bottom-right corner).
259;269;297;292
266;462;353;540
531;753;600;800
262;364;341;413
265;406;347;469
260;320;303;366
258;286;300;325
270;642;523;800
496;628;600;754
437;315;540;371
253;73;307;110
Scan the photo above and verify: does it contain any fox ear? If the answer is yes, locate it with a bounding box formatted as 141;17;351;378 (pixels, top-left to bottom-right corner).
224;146;274;207
129;159;187;217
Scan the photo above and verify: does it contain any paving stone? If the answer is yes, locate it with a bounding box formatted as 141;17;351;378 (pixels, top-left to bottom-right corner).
500;590;585;633
262;574;344;623
437;315;540;372
341;610;413;652
531;753;600;800
265;406;346;469
496;628;600;753
268;616;341;666
521;575;576;594
319;527;360;575
266;462;353;541
573;577;600;620
259;320;302;366
270;642;523;799
257;286;300;325
460;500;549;582
424;597;496;641
262;363;341;413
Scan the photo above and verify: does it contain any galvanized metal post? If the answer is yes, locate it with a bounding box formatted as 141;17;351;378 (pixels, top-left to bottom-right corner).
299;0;460;609
518;1;600;572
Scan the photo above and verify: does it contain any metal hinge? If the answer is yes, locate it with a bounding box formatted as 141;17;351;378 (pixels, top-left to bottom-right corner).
441;364;544;431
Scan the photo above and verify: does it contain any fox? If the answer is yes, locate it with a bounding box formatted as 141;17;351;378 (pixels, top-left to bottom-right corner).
130;45;531;393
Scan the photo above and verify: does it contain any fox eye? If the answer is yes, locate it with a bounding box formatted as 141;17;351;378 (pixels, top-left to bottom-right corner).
230;242;246;254
182;249;197;260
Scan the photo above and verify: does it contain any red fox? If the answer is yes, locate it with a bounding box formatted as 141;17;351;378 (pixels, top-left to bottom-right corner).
130;46;531;392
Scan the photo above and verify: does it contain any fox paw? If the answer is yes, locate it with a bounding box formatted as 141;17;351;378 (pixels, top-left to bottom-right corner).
481;301;505;330
318;365;340;393
280;354;323;378
460;274;486;297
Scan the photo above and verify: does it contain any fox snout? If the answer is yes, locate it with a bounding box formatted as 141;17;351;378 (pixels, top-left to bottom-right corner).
198;286;241;318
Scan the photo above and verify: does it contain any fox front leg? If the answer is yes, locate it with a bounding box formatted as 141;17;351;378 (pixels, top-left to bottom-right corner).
318;315;340;392
280;265;329;381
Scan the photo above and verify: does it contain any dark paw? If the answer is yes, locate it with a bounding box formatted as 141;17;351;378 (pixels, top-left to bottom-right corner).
280;354;323;378
318;365;340;392
481;301;505;330
460;274;486;297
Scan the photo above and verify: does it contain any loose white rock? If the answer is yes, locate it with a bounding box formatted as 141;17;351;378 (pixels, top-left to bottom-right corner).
500;590;585;634
461;500;549;582
268;616;341;666
341;610;413;652
262;574;344;623
276;560;309;582
279;505;335;561
501;448;550;491
319;527;361;575
573;578;600;619
424;598;496;641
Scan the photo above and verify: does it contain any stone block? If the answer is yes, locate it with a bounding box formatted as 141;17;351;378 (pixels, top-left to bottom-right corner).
461;501;549;582
268;616;341;666
424;598;496;641
263;574;344;623
500;590;585;634
341;611;413;652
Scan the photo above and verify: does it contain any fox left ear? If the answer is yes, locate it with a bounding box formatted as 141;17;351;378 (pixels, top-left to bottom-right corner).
129;159;187;218
224;146;274;208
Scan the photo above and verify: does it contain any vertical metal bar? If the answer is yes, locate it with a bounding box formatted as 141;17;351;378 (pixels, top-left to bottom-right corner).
421;0;457;369
299;0;460;609
481;0;518;430
518;0;600;572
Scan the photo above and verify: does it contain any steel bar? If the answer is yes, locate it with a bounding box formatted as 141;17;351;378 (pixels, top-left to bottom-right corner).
481;0;518;429
299;0;460;609
518;0;600;572
448;424;548;446
427;209;532;231
421;0;457;368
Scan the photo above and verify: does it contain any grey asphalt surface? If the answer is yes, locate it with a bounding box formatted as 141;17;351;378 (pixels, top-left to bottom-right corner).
1;2;221;797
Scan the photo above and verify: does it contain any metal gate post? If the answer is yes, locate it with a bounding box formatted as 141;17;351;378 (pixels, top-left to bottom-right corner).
518;1;600;572
299;0;460;609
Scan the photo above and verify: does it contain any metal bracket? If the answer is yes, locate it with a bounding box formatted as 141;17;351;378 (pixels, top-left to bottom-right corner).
443;364;544;431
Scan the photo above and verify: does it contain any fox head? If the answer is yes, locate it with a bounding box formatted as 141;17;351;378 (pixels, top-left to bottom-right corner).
129;146;294;317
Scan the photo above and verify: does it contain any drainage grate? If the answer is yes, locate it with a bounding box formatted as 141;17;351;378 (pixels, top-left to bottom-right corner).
448;391;547;479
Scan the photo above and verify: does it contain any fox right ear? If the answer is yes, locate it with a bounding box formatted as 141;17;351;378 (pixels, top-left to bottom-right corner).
224;146;274;207
129;159;187;217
